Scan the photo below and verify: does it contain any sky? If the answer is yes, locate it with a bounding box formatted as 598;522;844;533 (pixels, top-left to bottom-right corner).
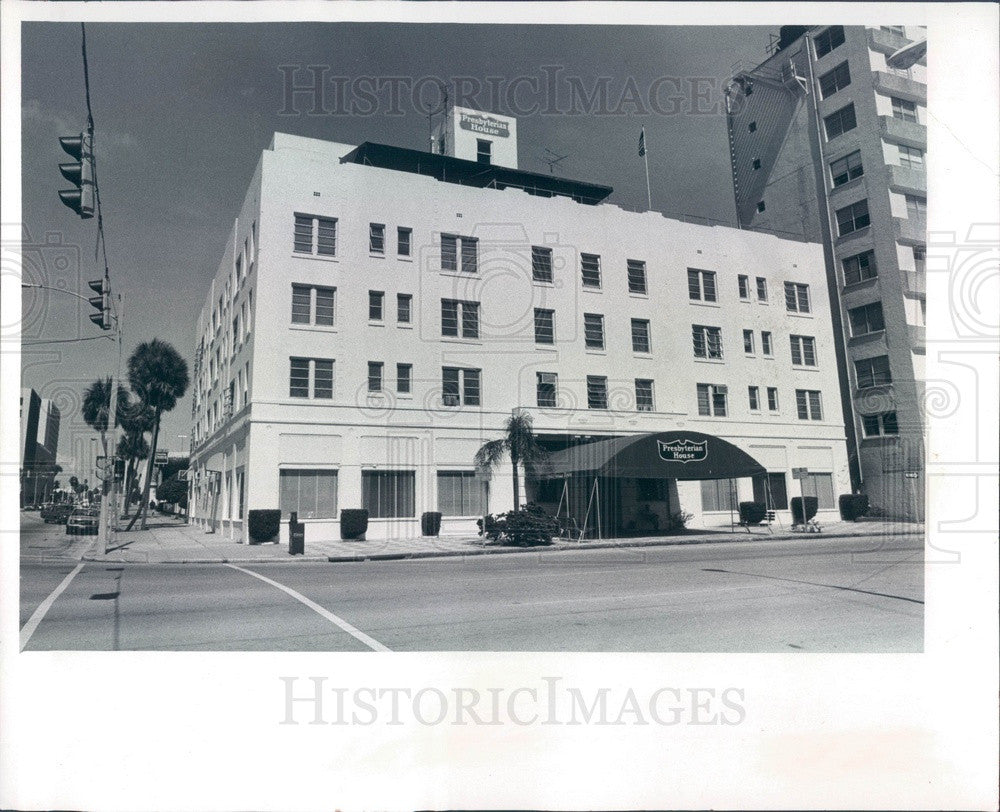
20;20;777;480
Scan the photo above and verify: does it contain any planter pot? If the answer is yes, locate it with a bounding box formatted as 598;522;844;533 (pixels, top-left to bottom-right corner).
421;511;442;537
248;509;280;544
790;496;819;525
340;509;369;540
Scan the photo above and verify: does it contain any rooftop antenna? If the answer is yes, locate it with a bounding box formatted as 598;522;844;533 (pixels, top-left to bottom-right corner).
543;148;568;174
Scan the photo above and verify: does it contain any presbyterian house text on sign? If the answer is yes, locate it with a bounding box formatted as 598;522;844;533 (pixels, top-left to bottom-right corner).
657;438;709;463
459;112;510;138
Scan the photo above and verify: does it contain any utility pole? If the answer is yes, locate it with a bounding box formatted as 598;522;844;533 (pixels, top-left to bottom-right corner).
97;292;124;554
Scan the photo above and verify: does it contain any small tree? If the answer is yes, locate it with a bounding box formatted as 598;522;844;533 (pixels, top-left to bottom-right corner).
474;410;548;511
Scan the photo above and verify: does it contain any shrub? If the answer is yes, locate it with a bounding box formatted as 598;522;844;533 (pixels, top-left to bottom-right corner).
739;501;768;525
340;509;369;540
664;510;693;533
248;509;281;543
479;502;557;547
838;494;870;521
790;496;819;524
421;511;442;537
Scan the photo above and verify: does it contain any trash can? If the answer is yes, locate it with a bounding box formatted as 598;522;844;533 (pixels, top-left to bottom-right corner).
289;511;305;555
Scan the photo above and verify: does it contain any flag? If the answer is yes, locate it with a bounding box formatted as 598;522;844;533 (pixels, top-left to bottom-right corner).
638;128;646;157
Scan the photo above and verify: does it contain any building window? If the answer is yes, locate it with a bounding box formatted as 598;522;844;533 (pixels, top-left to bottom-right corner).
362;470;415;518
905;194;927;219
581;253;602;288
441;299;480;339
696;383;728;417
532;246;553;283
913;245;926;272
279;469;339;519
738;274;750;299
898;144;924;169
891;96;918;122
790;335;817;366
756;201;766;213
536;372;557;408
849;302;885;335
814;25;846;58
369;223;385;254
397;293;412;324
627;259;647;294
587;376;608;409
756;277;768;301
293;214;337;256
767;386;779;411
701;479;737;512
442;367;481;406
843;250;878;285
397;227;412;256
441;234;478;273
438;471;487;516
819;61;851;98
752;472;788;509
396;363;412;394
289;357;334;399
236;255;243;284
762;331;773;356
752;158;761;170
692;324;723;359
583;313;605;350
748;121;757;133
631;319;651;353
291;284;335;326
534;308;555;345
801;473;835;509
368;290;384;321
836;199;871;235
862;411;899;437
748;385;760;411
743;329;755;354
795;389;823;420
688;268;718;302
881;25;906;35
476;139;492;165
824;104;857;140
830;150;864;187
784;282;811;313
367;361;383;393
855;355;892;388
635;379;654;411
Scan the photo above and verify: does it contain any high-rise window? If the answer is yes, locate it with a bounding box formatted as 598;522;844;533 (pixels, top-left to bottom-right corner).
631;319;651;353
396;363;412;394
397;227;412;256
830;150;864;186
476;139;492;164
362;470;415;518
756;277;768;301
534;308;555;344
368;290;384;321
898;144;924;169
441;234;478;273
748;385;760;411
581;253;602;288
583;313;605;350
587;376;608;409
784;282;811;313
767;386;779;411
861;411;899;437
836;199;871;235
536;372;557;408
532;246;553;283
814;25;845;58
905;194;927;219
848;302;885;335
291;284;335;326
795;389;823;420
289;357;334;399
824;104;857;140
696;383;728;417
761;331;773;355
819;61;851;98
635;379;654;412
738;274;750;299
437;471;488;516
397;293;412;323
293;214;337;256
627;259;647;294
790;335;817;366
441;299;479;339
843;250;878;285
692;325;723;359
855;355;892;388
442;367;481;406
743;329;755;354
913;245;926;273
891;96;918;122
369;223;385;254
688;269;718;302
367;361;383;393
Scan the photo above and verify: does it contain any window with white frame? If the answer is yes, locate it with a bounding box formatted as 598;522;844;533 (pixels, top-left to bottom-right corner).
442;367;481;406
397;227;412;256
635;379;654;411
891;96;917;122
849;302;885;335
441;234;478;273
397;293;412;324
795;389;823;420
818;61;851;98
631;319;651;353
279;469;339;519
291;284;335;326
761;331;773;356
289;357;334;399
688;268;718;302
532;246;553;283
790;335;817;366
441;299;479;339
854;355;892;388
830;150;864;186
801;473;835;509
581;253;602;288
368;290;384;321
367;361;384;393
534;308;555;344
738;274;750;299
743;329;755;354
784;282;811;313
824;104;857;140
748;385;760;411
437;471;488;516
396;363;412;394
905;194;926;219
536;372;557;408
362;470;415;518
627;260;647;294
756;277;768;302
861;411;899;437
583;313;605;350
369;223;385;254
843;250;877;285
697;383;728;417
767;386;779;411
587;376;608;409
898;144;924;169
701;479;737;512
293;214;337;256
692;324;723;359
836;199;870;235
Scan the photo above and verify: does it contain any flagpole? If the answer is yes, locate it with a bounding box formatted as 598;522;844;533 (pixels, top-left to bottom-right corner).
643;147;652;211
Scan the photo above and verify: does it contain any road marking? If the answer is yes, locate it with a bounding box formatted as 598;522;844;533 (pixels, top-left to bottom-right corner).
702;567;924;604
225;564;390;652
20;562;85;651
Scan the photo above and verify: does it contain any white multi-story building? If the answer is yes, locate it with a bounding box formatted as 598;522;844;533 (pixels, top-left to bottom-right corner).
189;110;851;542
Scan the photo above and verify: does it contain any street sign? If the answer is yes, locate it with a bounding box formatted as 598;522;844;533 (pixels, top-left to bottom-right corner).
791;467;808;480
155;449;169;465
904;471;919;479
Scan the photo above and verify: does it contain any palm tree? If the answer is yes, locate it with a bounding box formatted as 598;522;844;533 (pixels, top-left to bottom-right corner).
118;403;154;518
82;378;132;459
124;339;189;531
474;409;548;512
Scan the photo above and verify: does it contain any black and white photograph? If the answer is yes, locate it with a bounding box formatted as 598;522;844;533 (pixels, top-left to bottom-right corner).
2;1;997;809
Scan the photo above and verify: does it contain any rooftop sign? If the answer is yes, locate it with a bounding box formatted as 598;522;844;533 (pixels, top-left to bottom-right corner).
459;112;510;138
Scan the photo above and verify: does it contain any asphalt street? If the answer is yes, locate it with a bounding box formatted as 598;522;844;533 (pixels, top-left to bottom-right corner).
20;534;922;652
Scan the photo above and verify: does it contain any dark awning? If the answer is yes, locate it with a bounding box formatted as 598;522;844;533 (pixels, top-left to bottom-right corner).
539;431;766;481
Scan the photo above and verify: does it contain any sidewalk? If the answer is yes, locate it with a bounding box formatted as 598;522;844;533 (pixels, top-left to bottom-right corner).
76;515;927;564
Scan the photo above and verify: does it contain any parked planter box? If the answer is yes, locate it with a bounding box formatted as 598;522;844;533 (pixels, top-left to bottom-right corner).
340;509;369;540
421;511;442;537
838;494;870;521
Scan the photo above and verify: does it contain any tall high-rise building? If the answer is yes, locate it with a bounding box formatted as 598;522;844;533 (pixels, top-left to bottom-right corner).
20;388;61;505
725;24;927;519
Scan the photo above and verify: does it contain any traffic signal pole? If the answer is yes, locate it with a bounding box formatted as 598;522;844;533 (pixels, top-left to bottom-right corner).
97;292;124;555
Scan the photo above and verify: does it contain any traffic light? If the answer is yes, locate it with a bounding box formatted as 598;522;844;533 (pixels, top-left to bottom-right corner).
87;276;111;330
58;133;94;219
